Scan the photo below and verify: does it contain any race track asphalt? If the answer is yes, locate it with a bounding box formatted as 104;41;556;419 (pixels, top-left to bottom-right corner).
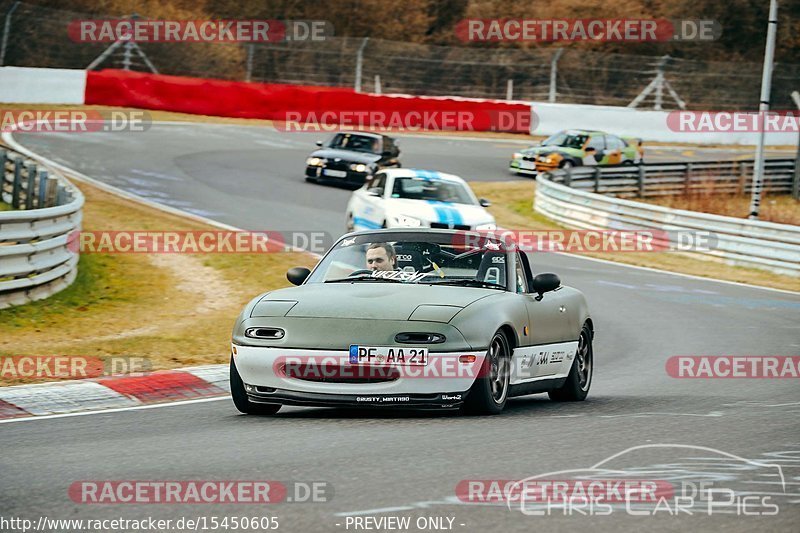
2;124;799;532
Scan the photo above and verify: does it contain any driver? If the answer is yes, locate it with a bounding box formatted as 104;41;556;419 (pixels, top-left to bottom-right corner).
365;242;397;271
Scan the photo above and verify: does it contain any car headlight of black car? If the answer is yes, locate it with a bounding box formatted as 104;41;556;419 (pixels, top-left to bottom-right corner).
349;163;368;173
306;157;325;166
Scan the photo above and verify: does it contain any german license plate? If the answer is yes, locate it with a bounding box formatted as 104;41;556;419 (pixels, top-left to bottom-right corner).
323;169;347;178
349;345;429;366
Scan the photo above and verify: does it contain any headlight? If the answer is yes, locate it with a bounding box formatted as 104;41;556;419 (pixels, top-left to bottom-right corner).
306;157;323;166
475;222;497;231
393;215;423;228
349;163;368;172
512;153;522;160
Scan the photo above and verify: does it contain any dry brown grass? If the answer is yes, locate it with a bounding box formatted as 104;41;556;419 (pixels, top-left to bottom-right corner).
639;193;800;226
470;180;800;293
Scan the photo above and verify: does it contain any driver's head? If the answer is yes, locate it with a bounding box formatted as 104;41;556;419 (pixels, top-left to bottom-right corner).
366;243;396;271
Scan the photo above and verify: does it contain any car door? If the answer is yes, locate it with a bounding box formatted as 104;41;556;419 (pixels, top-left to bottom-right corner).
516;252;576;379
604;135;625;164
379;137;401;168
357;172;388;229
583;135;605;165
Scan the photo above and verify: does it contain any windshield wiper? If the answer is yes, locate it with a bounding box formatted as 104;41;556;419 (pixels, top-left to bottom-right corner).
426;279;506;290
325;275;405;284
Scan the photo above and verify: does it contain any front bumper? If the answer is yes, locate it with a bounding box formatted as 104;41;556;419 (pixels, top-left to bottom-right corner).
234;345;484;407
305;165;369;186
509;159;539;176
246;387;470;409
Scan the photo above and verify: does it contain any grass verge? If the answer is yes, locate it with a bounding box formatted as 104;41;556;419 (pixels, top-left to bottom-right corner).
470;180;800;293
0;180;317;386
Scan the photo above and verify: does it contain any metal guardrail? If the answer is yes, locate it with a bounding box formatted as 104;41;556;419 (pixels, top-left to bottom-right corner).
0;148;83;309
550;158;799;199
534;165;800;277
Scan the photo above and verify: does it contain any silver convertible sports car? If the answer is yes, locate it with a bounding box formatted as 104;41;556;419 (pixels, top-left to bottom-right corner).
230;229;593;415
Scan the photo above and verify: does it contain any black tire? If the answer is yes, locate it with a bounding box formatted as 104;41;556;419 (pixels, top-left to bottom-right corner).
549;323;593;402
230;357;281;415
463;330;511;415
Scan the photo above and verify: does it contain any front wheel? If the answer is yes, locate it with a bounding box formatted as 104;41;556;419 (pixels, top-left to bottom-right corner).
463;331;511;415
560;160;575;170
230;357;282;415
549;323;593;402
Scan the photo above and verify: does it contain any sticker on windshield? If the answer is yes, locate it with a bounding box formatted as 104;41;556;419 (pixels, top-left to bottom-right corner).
371;270;430;282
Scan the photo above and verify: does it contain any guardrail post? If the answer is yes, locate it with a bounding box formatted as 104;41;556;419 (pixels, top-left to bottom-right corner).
563;167;572;187
25;162;36;210
738;161;748;194
55;185;65;206
593;167;601;193
11;157;22;208
684;162;693;195
37;169;48;208
792;150;800;199
637;164;645;197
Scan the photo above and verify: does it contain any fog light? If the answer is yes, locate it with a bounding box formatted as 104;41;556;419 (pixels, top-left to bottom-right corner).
232;345;238;356
459;355;477;363
244;384;254;392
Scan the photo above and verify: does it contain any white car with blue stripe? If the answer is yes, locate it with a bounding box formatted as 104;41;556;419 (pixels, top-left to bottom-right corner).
345;169;496;232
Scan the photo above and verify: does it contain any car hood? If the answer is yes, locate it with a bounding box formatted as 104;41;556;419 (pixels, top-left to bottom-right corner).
386;199;494;225
252;283;497;320
311;148;381;164
521;145;583;157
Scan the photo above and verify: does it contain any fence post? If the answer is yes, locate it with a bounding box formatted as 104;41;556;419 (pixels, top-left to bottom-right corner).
637;163;645;197
593;167;601;193
37;169;48;208
506;79;513;100
245;44;254;82
548;49;564;103
25;162;36;209
0;149;5;201
0;1;20;66
684;162;693;195
793;148;800;200
374;74;381;94
738;161;748;194
354;37;369;92
12;157;22;208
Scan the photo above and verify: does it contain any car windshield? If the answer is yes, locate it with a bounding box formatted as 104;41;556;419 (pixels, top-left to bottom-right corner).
327;133;381;154
306;232;509;289
541;132;588;149
390;177;476;205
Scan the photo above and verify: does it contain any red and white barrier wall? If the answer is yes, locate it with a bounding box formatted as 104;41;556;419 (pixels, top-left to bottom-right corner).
1;66;797;145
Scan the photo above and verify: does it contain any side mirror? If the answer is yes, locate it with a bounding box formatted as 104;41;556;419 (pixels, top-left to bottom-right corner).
367;187;383;197
287;267;311;286
315;141;323;147
479;198;491;208
531;273;560;300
